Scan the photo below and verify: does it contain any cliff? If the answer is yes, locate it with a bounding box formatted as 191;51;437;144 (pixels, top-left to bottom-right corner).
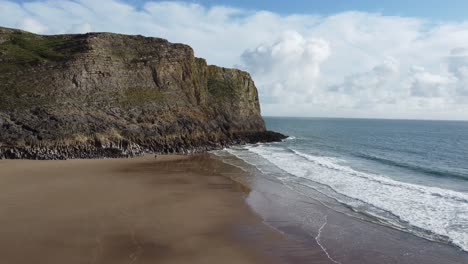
0;27;285;159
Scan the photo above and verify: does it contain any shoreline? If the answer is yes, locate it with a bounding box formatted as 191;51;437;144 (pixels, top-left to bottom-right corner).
1;153;467;263
214;150;468;263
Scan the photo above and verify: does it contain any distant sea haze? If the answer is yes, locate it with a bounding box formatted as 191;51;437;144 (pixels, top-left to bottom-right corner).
222;117;468;252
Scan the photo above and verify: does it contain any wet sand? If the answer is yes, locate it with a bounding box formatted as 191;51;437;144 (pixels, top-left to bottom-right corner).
0;155;293;264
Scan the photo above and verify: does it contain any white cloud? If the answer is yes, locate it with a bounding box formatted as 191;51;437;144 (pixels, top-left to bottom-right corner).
408;66;454;98
447;48;468;96
0;0;468;120
327;57;400;107
16;17;48;34
69;22;93;33
241;31;330;103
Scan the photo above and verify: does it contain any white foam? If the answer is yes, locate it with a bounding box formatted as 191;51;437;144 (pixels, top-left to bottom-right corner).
232;145;468;251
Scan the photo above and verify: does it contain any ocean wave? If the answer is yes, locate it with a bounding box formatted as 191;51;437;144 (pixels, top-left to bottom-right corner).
236;145;468;252
355;152;468;181
287;148;468;203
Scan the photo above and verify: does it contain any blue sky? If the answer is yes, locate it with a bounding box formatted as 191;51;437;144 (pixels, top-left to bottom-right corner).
130;0;466;20
2;0;468;119
211;0;465;20
10;0;468;20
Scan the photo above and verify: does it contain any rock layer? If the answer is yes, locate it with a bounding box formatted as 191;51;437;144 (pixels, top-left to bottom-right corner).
0;27;286;159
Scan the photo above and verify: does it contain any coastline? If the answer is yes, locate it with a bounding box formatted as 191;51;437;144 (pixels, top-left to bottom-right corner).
1;153;467;264
216;149;468;264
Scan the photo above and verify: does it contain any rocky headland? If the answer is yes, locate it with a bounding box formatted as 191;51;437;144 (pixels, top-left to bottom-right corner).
0;27;285;159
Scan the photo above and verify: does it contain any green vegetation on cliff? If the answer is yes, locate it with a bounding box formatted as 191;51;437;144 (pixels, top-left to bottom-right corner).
0;30;79;73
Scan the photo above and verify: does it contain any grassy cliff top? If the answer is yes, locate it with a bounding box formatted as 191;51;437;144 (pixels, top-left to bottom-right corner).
0;29;84;73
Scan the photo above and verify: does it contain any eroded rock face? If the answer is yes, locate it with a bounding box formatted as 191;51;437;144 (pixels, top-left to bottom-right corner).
0;27;286;159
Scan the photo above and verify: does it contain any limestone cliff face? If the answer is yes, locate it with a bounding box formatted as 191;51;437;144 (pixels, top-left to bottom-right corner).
0;27;285;159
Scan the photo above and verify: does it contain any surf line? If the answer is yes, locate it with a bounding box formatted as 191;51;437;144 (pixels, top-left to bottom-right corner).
315;215;342;264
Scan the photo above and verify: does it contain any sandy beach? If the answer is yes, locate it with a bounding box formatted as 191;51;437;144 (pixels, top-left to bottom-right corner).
0;155;289;264
1;154;467;264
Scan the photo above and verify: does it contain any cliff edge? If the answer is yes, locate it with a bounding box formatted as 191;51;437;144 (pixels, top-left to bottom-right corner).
0;27;285;159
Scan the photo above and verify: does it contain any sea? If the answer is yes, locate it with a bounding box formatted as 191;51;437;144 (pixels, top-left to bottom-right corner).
216;117;468;254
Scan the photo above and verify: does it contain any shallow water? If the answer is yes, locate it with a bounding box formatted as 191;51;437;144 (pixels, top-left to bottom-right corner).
214;117;468;262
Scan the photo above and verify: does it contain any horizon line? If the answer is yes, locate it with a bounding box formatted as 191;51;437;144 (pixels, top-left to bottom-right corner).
262;115;468;122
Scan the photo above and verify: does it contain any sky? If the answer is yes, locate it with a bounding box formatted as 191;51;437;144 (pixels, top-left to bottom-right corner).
1;1;468;120
134;0;468;21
